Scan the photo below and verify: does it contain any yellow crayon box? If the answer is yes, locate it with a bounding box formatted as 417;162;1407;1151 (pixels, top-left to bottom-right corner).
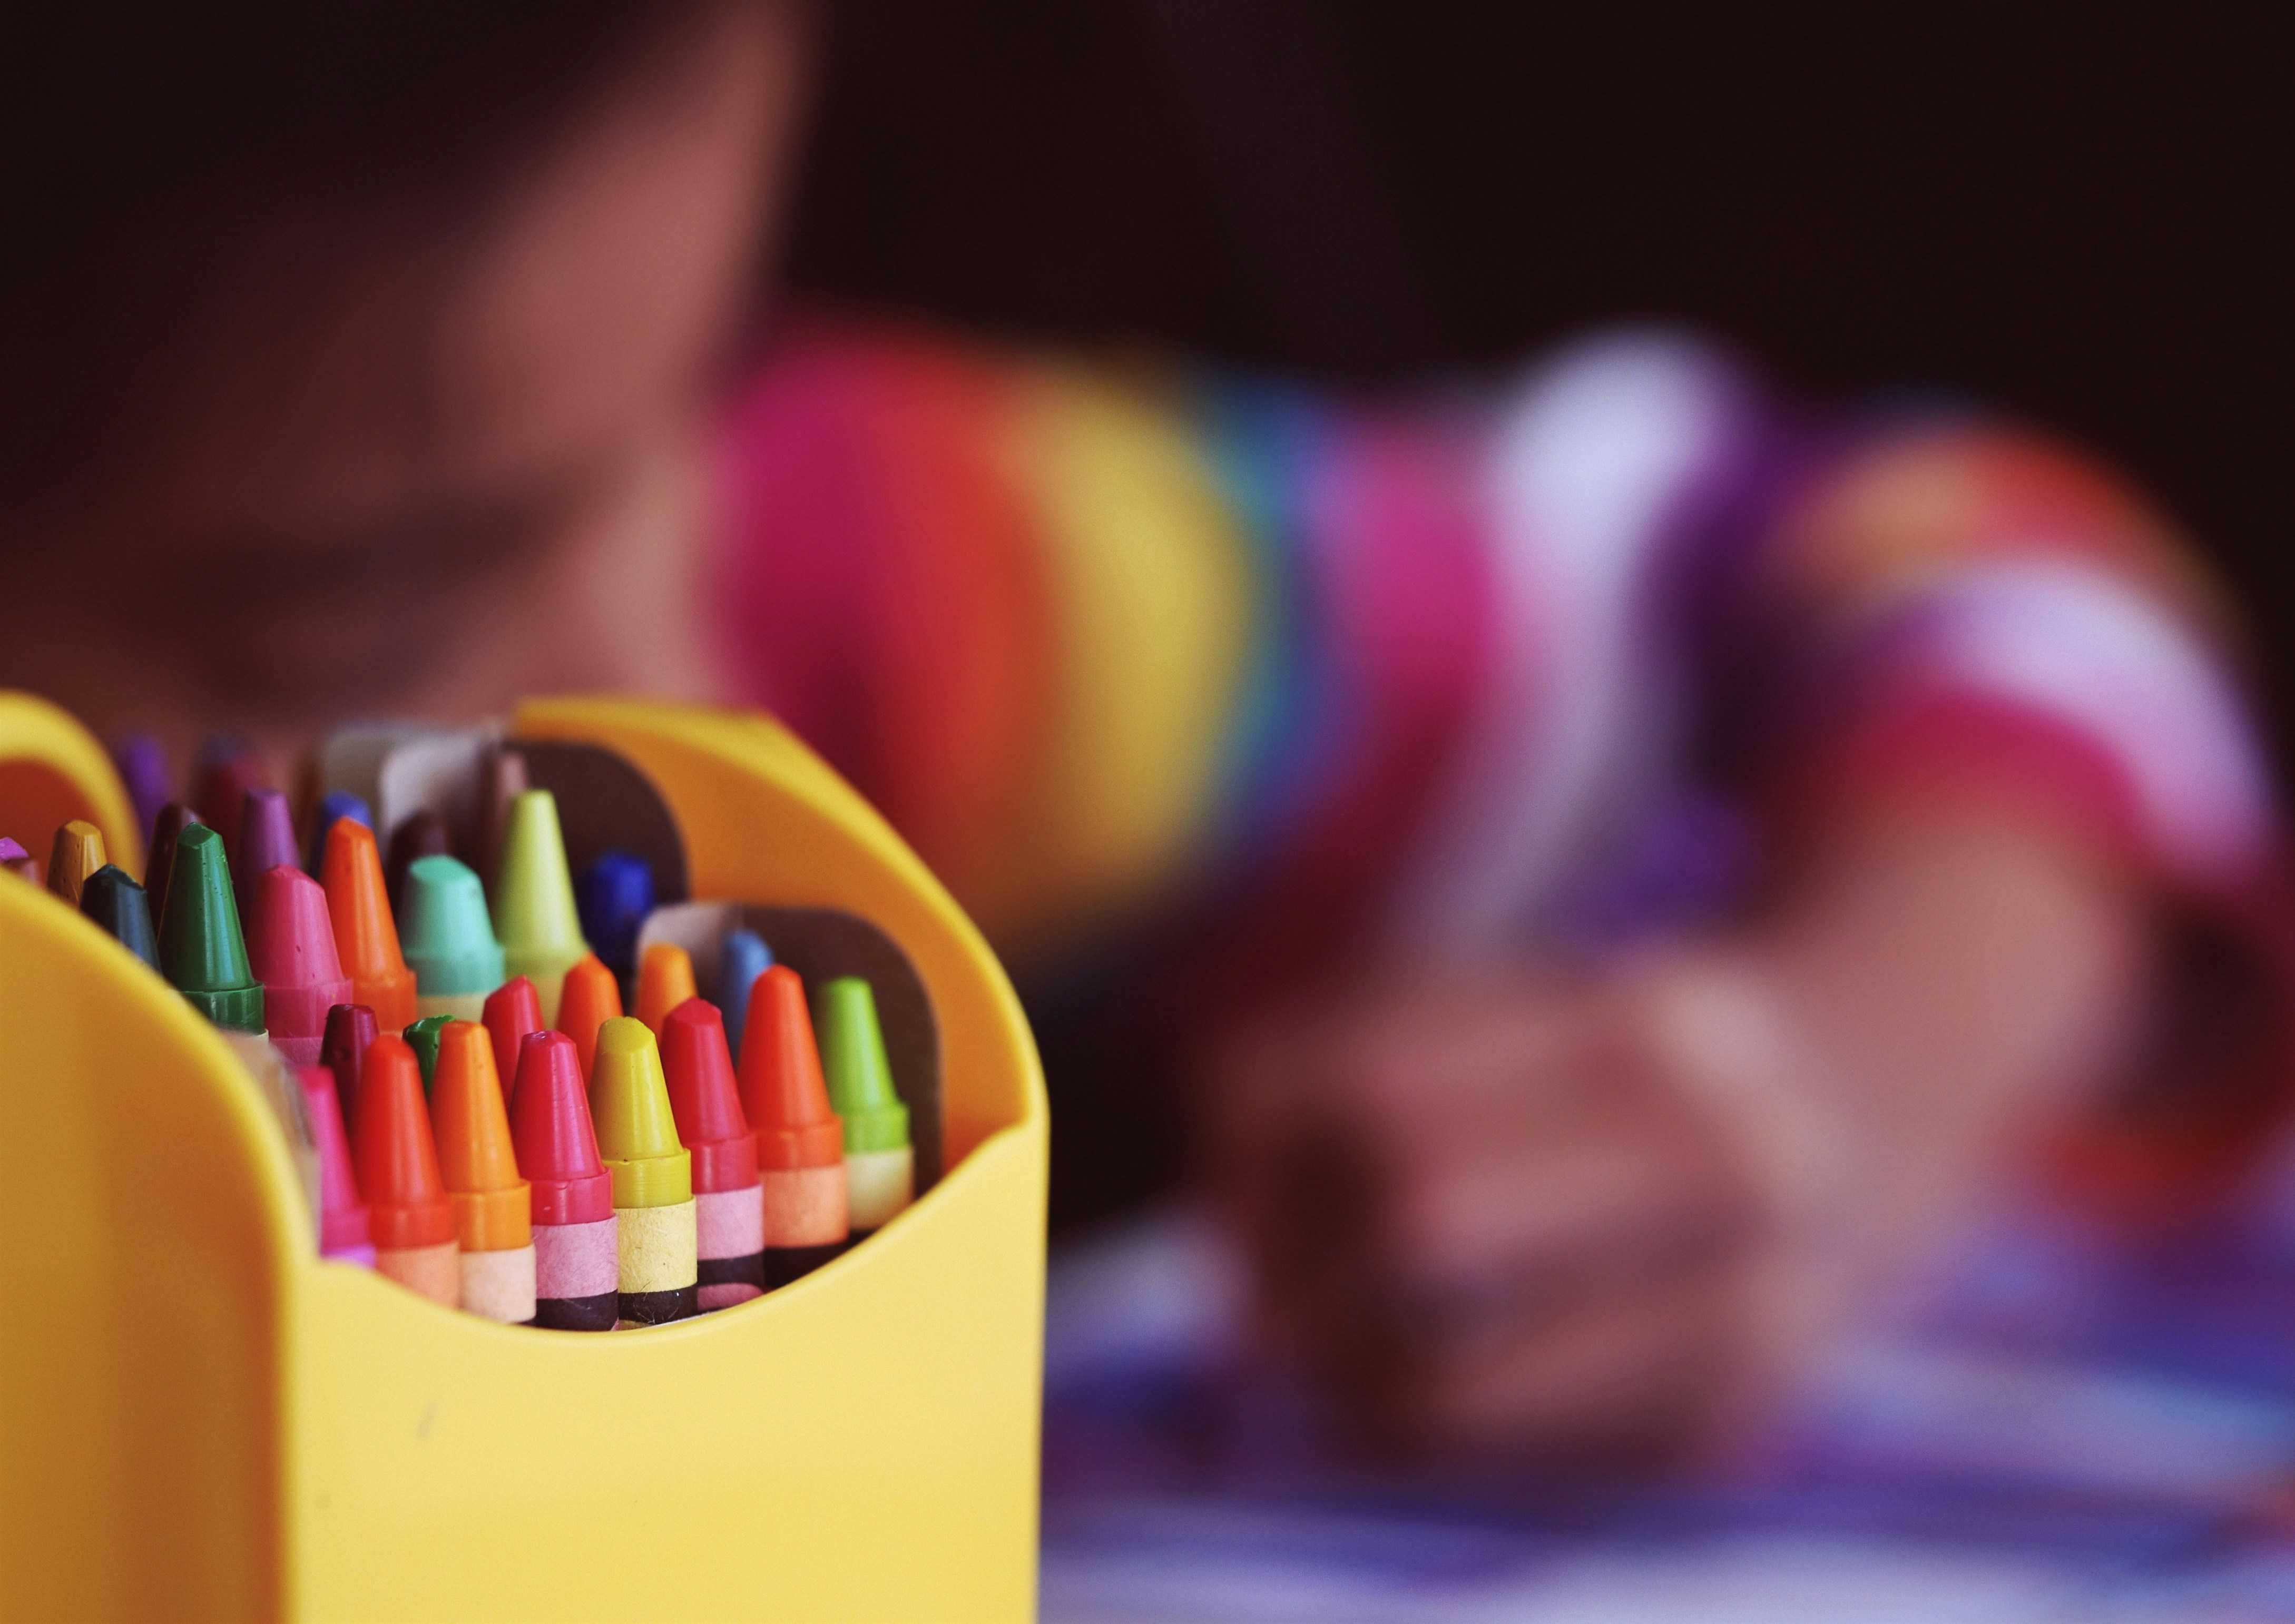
0;691;1047;1621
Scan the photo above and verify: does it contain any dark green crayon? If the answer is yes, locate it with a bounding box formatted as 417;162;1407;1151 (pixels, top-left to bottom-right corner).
157;823;264;1032
403;1013;454;1090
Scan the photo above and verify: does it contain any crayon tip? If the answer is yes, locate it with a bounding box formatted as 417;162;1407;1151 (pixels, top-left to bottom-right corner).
635;941;698;1035
156;823;265;1032
307;791;372;874
399;854;505;1001
45;819;107;908
717;929;772;1058
736;966;846;1168
490;789;589;1023
193;749;269;872
661;999;758;1193
321;1002;378;1124
350;1036;456;1250
384;810;452;920
588;1018;693;1207
479;747;529;885
483;977;545;1106
236;790;300;921
574;851;654;983
431;1022;531;1250
246;865;353;1065
403;1013;453;1089
511;1031;615;1224
816;978;909;1154
144;802;202;912
555;953;624;1076
295;1064;372;1263
1;836;42;883
79;863;159;968
320;818;417;1032
111;734;170;837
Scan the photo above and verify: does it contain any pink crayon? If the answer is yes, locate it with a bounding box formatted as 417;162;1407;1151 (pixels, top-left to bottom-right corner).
246;866;353;1066
295;1063;375;1268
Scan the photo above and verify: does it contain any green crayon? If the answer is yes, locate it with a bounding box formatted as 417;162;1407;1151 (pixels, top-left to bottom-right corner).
157;823;265;1033
815;978;913;1237
403;1013;454;1090
489;789;590;1028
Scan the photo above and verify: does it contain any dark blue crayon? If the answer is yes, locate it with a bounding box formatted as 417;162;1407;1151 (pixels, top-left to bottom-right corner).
573;850;653;984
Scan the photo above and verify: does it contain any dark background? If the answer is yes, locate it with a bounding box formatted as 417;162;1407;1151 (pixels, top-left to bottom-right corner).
784;1;2291;734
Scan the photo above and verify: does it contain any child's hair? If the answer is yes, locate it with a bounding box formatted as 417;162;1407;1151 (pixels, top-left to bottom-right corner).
0;2;723;527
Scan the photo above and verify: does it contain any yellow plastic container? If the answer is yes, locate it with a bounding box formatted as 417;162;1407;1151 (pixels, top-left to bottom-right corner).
0;693;1048;1621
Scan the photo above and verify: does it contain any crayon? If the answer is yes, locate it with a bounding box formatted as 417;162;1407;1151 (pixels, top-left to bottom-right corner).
479;746;528;884
635;940;698;1035
816;977;913;1236
399;853;504;1021
351;1035;459;1305
574;851;653;985
306;790;372;874
0;836;37;883
384;809;450;920
588;1017;698;1325
44;819;106;908
431;1022;536;1323
320;817;418;1032
321;1002;378;1124
156;822;265;1034
78;864;159;968
717;927;772;1060
555;952;623;1077
483;977;544;1107
235;790;300;922
144;802;201;917
737;967;849;1285
404;1013;452;1089
295;1063;374;1268
244;865;352;1066
661;999;766;1307
491;789;589;1025
111;733;170;839
193;746;268;872
509;1031;619;1331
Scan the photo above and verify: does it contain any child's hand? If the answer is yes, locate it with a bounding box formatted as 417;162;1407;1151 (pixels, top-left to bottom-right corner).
1207;812;2143;1468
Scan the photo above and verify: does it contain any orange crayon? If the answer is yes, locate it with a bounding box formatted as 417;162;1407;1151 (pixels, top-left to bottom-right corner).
351;1035;459;1306
430;1023;536;1324
320;818;418;1033
635;940;697;1034
736;966;849;1287
555;952;623;1076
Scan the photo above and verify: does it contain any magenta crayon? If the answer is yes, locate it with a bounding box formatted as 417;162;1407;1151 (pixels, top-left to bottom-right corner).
144;802;201;919
111;734;170;839
245;865;354;1066
509;1031;619;1331
0;836;37;883
193;747;268;872
321;1002;378;1125
661;999;766;1308
295;1064;375;1268
483;977;544;1108
235;789;300;922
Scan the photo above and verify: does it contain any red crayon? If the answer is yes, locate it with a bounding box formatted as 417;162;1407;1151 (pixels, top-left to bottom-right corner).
320;1002;378;1125
194;749;269;873
660;999;766;1308
509;1031;619;1331
295;1064;375;1268
246;866;354;1067
484;977;545;1108
351;1035;459;1306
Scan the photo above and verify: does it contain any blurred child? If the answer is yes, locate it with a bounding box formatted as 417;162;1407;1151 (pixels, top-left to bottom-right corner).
3;2;2285;1468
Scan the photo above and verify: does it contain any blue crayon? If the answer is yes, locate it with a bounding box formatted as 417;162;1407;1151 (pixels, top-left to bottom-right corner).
307;791;372;874
717;929;772;1059
573;850;653;983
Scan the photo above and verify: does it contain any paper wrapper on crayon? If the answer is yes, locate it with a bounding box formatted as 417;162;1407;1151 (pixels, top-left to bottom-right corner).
762;1164;848;1249
377;1239;460;1307
616;1199;698;1296
534;1216;619;1300
845;1146;915;1234
459;1245;538;1325
695;1186;767;1308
